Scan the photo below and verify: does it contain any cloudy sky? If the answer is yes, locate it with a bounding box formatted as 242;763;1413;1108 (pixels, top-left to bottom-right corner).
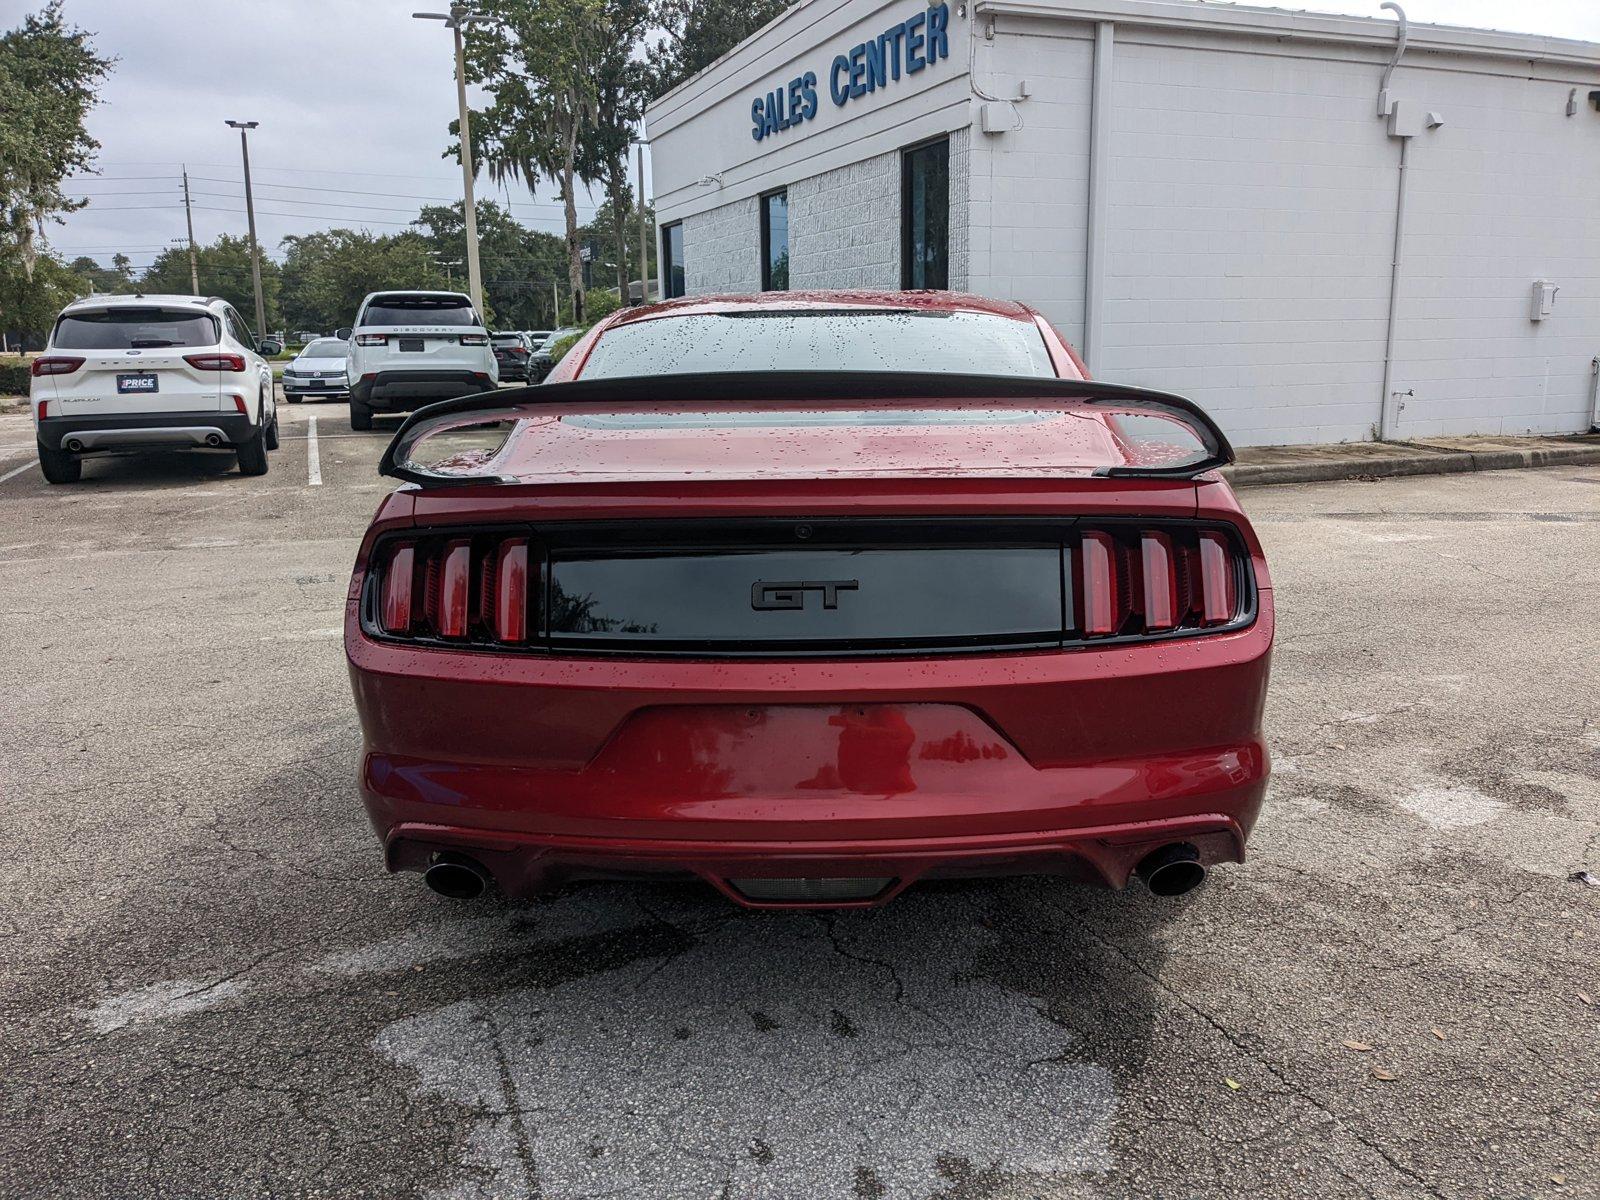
37;0;1600;271
43;0;613;273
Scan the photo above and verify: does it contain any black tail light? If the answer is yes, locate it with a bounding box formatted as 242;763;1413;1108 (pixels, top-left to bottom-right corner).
1069;524;1245;640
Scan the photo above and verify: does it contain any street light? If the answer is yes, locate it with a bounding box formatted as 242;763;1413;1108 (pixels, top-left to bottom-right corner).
224;120;267;341
414;5;488;319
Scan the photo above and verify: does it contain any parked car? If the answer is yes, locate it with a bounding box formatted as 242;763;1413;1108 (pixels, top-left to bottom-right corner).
344;294;1267;908
281;337;350;402
522;329;553;350
343;290;497;431
29;293;280;483
346;290;1272;909
490;331;533;383
528;325;582;381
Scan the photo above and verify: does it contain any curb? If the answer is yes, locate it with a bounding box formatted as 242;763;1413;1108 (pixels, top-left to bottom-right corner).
1225;439;1600;488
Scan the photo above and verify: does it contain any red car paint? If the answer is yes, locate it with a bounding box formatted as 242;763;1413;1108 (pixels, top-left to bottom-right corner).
347;292;1273;908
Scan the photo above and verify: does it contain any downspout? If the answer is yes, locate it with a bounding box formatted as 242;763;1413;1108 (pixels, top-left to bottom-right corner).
1376;1;1409;442
1083;21;1113;371
1589;356;1599;432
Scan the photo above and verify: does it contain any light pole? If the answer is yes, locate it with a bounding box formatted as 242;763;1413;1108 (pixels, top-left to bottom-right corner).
414;5;487;319
225;120;267;340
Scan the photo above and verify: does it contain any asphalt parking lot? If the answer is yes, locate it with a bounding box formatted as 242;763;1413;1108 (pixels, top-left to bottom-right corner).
2;398;1597;1200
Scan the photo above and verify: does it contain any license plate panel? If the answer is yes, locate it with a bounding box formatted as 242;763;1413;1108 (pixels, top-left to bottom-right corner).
116;372;159;394
398;337;426;352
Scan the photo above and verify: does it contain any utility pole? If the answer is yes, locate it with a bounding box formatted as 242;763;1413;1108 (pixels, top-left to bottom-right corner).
414;5;486;318
636;143;649;305
181;166;200;295
225;120;267;339
552;280;559;325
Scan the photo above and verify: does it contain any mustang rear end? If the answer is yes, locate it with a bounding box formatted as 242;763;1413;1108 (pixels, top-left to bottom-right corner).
346;370;1272;909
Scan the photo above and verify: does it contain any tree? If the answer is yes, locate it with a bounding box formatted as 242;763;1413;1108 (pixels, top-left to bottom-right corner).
575;196;655;300
0;249;88;347
464;0;605;323
278;229;443;333
413;199;566;328
140;235;282;333
0;2;111;327
67;255;126;295
648;0;795;95
577;0;652;298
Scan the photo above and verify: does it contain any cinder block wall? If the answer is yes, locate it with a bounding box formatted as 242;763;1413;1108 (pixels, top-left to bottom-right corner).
683;196;761;294
681;128;971;295
978;25;1600;445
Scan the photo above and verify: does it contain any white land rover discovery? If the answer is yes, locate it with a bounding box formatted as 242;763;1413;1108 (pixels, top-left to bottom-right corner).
343;290;498;430
30;295;280;485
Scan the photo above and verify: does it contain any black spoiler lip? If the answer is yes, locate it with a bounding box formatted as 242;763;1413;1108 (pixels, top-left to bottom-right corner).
377;371;1235;487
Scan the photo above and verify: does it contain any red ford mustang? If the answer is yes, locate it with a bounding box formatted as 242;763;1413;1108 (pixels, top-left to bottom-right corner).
345;291;1273;908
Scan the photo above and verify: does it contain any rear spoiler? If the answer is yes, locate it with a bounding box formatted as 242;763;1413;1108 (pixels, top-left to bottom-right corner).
378;371;1235;488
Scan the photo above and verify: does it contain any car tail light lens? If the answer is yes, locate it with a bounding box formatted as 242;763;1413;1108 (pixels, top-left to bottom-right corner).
32;356;85;377
184;353;246;371
356;334;388;346
459;334;488;346
1197;531;1236;626
36;400;49;419
370;532;538;646
1073;524;1245;639
231;395;249;415
510;347;529;357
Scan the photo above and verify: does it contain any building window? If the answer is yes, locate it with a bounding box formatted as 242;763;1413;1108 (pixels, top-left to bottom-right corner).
901;137;949;290
760;189;789;291
662;222;686;298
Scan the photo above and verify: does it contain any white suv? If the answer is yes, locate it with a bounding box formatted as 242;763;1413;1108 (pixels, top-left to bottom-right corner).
30;294;280;484
343;290;497;430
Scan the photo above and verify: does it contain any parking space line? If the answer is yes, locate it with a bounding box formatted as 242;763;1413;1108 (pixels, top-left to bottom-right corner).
0;459;35;485
307;416;322;487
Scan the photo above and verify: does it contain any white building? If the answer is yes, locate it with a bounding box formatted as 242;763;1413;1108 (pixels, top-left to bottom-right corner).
644;0;1600;446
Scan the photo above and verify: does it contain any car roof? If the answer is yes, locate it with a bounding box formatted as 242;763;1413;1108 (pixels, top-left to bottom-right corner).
62;293;219;313
603;289;1039;329
364;290;472;302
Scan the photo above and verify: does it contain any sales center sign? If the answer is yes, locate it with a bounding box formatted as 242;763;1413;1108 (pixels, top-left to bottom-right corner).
750;3;952;141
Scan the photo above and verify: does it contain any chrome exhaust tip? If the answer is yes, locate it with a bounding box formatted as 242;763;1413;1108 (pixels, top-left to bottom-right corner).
65;438;85;453
1136;843;1206;898
423;855;489;900
205;433;223;447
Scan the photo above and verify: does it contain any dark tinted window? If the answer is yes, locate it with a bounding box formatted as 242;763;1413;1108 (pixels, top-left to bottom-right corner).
491;334;523;345
902;138;949;289
761;191;788;291
53;308;218;350
361;296;479;327
578;309;1055;378
661;223;685;299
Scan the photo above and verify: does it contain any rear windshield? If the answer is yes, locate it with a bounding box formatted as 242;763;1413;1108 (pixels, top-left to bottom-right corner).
576;310;1056;379
361;296;479;327
53;308;218;350
491;334;522;345
299;340;346;358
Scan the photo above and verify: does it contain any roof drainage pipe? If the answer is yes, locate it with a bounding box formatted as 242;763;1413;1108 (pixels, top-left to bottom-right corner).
1376;1;1410;443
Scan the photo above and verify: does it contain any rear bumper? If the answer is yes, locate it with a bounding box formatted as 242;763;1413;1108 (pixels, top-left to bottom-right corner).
283;380;349;397
38;412;256;452
351;369;495;408
350;606;1274;906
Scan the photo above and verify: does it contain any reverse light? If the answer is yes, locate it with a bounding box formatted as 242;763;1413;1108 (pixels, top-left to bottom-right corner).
184;353;247;371
30;356;84;377
355;334;388;346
